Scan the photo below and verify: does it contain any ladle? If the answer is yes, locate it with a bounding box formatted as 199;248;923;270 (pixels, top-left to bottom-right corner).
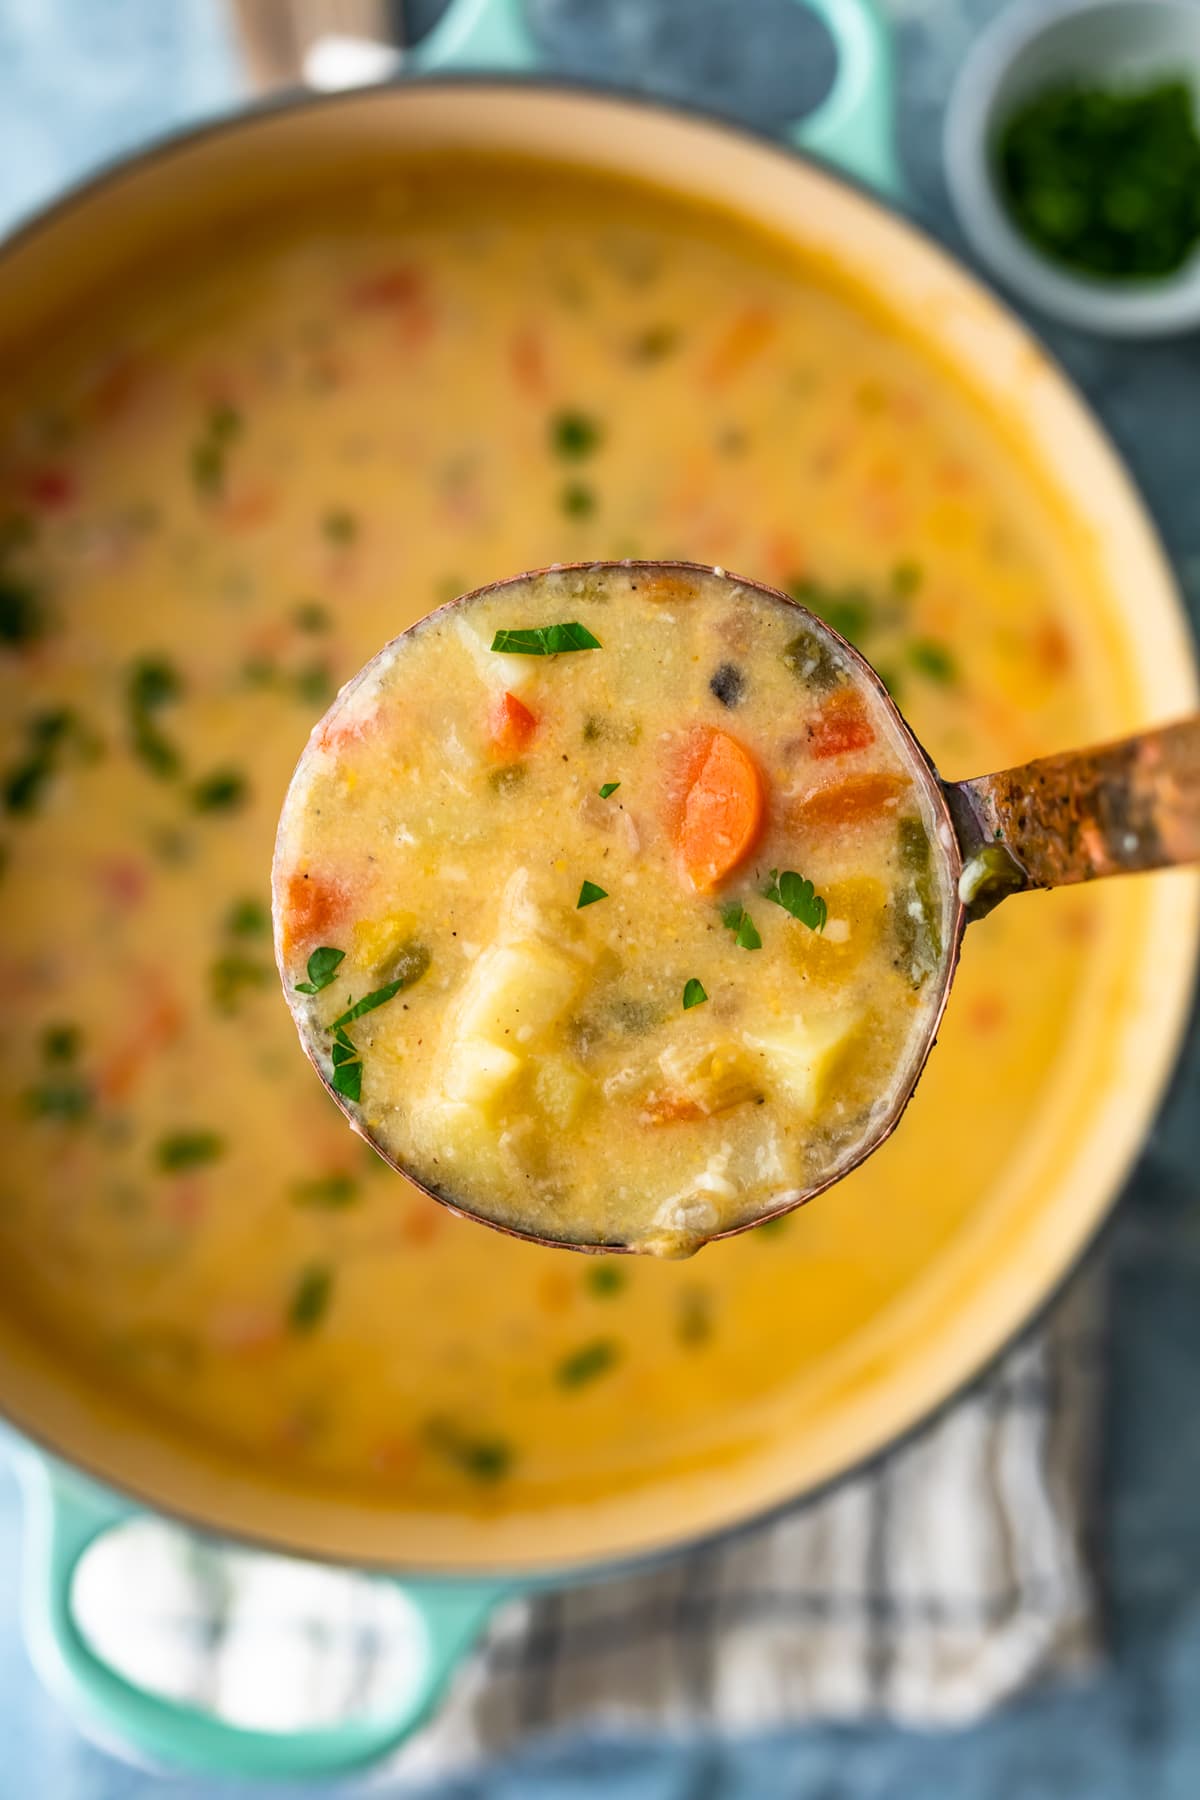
273;561;1200;1255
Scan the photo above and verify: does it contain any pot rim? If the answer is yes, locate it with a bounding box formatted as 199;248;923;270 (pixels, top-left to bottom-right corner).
0;74;1195;1581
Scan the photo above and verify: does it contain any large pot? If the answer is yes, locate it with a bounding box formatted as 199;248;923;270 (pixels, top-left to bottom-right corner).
3;0;1197;1778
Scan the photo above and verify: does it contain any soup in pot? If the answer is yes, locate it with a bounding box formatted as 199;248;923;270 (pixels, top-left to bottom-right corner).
0;157;1135;1506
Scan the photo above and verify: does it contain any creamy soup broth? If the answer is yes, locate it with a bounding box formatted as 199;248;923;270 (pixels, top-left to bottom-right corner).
0;158;1132;1504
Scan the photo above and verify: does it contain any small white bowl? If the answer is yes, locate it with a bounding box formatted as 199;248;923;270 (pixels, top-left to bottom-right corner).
945;0;1200;336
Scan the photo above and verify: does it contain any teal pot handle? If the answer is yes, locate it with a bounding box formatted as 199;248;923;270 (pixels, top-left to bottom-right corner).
15;1448;512;1780
409;0;900;197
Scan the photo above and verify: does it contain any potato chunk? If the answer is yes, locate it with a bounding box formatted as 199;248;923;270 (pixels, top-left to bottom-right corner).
741;1011;862;1113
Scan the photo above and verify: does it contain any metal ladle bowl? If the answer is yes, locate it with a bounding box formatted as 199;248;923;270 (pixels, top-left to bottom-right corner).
274;561;1200;1255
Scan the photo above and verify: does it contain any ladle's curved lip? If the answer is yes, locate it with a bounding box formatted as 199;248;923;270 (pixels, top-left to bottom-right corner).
273;560;967;1254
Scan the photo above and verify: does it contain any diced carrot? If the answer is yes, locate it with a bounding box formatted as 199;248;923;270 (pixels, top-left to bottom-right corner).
666;725;765;892
790;771;906;831
349;266;425;309
1034;618;1072;678
509;324;547;395
703;304;777;386
807;691;876;760
634;570;701;605
219;481;277;531
98;988;184;1103
281;869;348;954
488;690;537;759
641;1090;707;1124
400;1202;443;1247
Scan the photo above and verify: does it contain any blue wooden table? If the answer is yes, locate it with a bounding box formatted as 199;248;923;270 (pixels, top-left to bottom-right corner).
2;1;1200;1793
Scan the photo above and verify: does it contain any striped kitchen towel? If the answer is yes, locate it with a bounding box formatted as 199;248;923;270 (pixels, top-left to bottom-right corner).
65;1268;1102;1779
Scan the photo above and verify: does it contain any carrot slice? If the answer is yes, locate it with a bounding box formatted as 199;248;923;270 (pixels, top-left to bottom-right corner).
808;690;876;760
791;771;906;831
488;690;537;759
280;869;348;955
668;726;765;891
641;1091;707;1124
703;304;777;387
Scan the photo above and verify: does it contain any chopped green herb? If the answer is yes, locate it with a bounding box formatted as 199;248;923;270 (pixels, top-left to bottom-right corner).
127;657;183;779
426;1418;513;1482
586;1262;627;1298
288;1262;333;1333
756;1214;791;1238
190;403;241;497
156;1130;225;1172
294;945;345;994
331;973;412;1027
891;561;923;597
719;901;763;950
40;1023;80;1063
241;656;279;689
556;1337;620;1388
25;1077;91;1123
788;576;873;644
576;879;608;909
631;323;680;361
908;639;957;684
561;481;596;518
331;1060;362;1102
293;600;331;633
225;896;270;937
322;508;358;546
292;660;334;707
381;941;431;990
3;710;93;816
190;768;248;813
550;409;603;459
764;869;828;933
897;816;931;873
330;1041;358;1068
682;978;708;1010
0;576;45;648
598;781;621;799
210;952;272;1015
291;1173;359;1209
490;622;601;656
999;79;1200;278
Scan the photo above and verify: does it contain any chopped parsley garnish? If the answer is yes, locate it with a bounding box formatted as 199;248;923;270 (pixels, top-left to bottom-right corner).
293;600;331;633
677;1287;713;1347
719;902;762;950
490;622;601;655
556;1337;620;1388
288;1262;333;1333
290;1173;359;1209
3;709;98;816
0;575;45;649
331;976;408;1027
294;945;345;994
598;781;621;799
788;576;873;645
210;952;272;1015
127;656;183;779
156;1130;225;1172
190;767;248;813
892;561;923;597
560;482;596;518
25;1079;91;1123
550;409;603;459
631;323;680;361
764;868;828;933
41;1023;81;1063
293;660;334;707
576;879;608;909
682;978;708;1010
908;639;957;684
331;1061;362;1102
426;1418;513;1483
586;1262;627;1297
190;401;241;497
322;508;358;546
226;896;270;937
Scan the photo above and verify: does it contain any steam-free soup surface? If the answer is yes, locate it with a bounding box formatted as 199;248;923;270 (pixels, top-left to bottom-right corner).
0;158;1134;1506
276;565;953;1252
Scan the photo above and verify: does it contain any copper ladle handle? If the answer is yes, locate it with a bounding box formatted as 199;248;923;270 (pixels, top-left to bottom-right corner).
945;714;1200;916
